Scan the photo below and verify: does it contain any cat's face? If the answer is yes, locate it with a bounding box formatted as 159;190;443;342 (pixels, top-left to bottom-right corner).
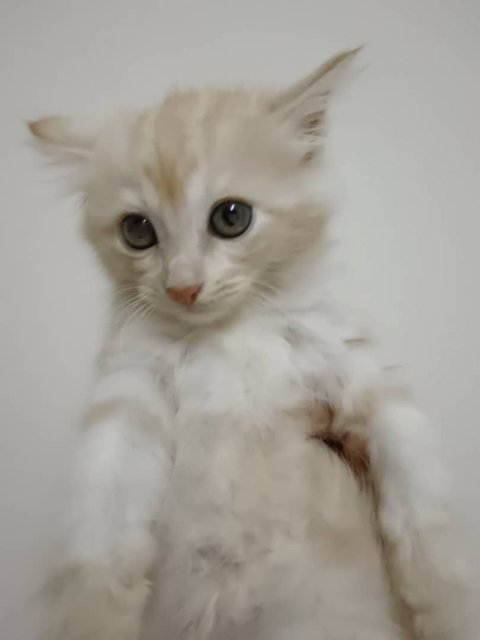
29;50;357;326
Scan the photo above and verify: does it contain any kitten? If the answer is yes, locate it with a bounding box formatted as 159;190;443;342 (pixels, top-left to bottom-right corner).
29;50;475;640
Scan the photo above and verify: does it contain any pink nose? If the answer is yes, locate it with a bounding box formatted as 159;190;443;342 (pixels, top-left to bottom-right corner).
167;284;203;306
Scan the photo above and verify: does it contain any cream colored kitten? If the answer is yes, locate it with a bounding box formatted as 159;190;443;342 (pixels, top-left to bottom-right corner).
29;50;475;640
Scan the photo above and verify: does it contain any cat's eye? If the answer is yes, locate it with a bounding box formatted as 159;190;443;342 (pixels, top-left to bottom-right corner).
121;214;157;250
209;200;253;239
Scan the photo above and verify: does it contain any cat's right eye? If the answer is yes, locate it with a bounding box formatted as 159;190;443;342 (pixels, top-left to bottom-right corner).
121;214;158;250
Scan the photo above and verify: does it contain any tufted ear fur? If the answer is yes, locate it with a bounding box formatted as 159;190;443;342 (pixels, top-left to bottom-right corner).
27;115;99;167
271;48;361;160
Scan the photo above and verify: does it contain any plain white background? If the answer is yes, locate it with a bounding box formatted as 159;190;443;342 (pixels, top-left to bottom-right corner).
1;0;479;637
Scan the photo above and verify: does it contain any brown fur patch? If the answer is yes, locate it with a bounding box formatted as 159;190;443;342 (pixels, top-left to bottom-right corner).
320;432;370;477
308;403;370;479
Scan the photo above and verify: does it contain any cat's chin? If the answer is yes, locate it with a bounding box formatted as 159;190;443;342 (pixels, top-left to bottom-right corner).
158;300;242;329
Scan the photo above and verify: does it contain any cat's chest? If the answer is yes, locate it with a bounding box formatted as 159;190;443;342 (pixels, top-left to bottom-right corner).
155;317;353;567
173;319;333;422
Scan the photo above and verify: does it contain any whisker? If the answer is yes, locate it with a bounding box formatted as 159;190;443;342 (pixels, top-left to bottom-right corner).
114;291;155;352
249;290;287;318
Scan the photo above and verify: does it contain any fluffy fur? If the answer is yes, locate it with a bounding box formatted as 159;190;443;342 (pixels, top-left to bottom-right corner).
29;50;475;639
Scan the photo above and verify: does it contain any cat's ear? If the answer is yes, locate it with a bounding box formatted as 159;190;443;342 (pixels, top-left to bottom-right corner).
271;48;361;160
27;115;98;167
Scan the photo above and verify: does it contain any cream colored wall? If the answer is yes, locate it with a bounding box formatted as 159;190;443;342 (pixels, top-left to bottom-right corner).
1;1;479;636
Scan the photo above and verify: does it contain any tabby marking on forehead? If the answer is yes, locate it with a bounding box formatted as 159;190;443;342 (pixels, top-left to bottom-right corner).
143;94;200;209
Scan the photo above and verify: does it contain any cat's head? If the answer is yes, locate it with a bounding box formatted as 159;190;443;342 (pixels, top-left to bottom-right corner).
29;49;358;327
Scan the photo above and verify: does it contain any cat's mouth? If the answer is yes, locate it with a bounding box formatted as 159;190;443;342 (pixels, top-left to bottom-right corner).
136;281;250;327
161;290;246;326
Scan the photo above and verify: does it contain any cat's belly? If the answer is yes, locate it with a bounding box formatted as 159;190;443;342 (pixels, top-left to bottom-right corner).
144;412;403;640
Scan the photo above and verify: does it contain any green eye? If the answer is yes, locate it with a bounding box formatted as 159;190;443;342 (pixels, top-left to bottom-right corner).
121;214;157;250
209;200;253;239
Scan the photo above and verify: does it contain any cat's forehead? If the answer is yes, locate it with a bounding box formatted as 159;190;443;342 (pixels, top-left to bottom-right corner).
114;87;297;211
128;90;258;205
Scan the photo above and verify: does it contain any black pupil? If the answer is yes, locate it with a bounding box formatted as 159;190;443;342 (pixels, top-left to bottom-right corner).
132;218;149;240
223;204;240;226
209;200;252;239
123;215;156;248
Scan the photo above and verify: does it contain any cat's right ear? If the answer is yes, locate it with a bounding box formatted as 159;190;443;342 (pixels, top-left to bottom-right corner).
27;115;98;167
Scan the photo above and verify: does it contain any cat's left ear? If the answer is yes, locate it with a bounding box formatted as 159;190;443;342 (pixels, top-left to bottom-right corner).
27;115;98;168
271;48;361;160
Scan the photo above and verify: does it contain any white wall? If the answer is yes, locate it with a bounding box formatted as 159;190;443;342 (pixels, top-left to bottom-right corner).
1;0;479;637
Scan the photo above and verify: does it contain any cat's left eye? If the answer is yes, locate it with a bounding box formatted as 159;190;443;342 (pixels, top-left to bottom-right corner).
209;200;253;239
121;214;157;250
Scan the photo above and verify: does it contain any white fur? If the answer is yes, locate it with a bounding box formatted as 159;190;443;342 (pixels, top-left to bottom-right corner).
47;306;475;640
30;51;476;640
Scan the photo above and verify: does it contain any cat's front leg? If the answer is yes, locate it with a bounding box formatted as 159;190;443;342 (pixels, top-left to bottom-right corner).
318;344;476;639
44;366;173;640
369;396;475;639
